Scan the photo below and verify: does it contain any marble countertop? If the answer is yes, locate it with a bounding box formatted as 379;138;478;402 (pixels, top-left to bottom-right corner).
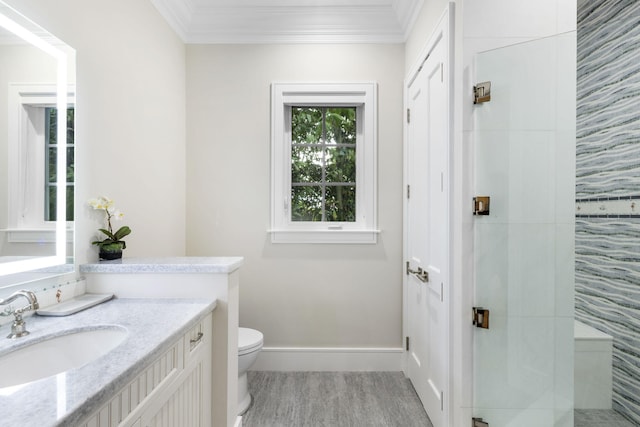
79;256;243;274
0;297;216;426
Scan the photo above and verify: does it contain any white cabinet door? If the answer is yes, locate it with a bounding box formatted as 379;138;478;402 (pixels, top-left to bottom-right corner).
140;313;213;427
82;313;213;427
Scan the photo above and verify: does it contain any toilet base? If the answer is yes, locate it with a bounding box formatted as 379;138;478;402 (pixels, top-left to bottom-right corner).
238;372;252;415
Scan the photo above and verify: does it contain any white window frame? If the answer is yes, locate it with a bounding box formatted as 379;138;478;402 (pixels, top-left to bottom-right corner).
270;82;378;244
7;83;74;243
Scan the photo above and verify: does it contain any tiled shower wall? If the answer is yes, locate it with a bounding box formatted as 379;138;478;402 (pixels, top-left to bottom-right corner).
576;1;640;424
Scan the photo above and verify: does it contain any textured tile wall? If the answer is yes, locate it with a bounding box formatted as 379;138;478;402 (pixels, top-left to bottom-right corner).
576;1;640;424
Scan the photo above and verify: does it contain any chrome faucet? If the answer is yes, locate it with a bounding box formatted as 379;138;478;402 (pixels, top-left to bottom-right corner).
0;290;39;339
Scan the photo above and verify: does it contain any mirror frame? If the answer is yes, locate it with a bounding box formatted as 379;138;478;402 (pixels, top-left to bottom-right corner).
0;3;68;276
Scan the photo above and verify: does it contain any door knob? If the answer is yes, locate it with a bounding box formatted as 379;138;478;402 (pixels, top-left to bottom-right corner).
406;263;429;283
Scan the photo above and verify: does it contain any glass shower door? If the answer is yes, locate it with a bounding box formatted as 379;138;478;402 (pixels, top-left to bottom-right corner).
472;32;576;427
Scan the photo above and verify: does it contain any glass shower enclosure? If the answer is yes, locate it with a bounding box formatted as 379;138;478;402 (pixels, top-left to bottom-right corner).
472;32;577;427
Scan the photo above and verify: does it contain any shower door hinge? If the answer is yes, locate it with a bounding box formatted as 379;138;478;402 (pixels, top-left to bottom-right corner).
472;417;489;427
473;81;491;104
406;336;410;351
472;307;490;329
407;185;410;199
407;108;411;123
473;196;490;215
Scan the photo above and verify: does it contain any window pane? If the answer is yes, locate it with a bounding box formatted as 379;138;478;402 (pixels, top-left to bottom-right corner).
292;146;322;183
48;147;57;183
292;107;322;144
325;108;356;145
46;185;74;222
48;107;57;144
67;108;75;144
67;146;74;184
47;186;56;221
326;186;356;222
325;146;356;183
291;186;322;221
66;185;74;221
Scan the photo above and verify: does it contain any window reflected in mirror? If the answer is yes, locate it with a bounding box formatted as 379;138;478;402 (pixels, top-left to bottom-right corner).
45;106;75;222
0;1;75;280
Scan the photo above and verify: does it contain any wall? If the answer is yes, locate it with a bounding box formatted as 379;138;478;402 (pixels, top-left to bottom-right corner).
575;1;640;424
4;0;187;264
185;44;404;358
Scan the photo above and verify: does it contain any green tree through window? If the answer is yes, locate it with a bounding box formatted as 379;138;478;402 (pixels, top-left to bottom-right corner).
291;107;356;222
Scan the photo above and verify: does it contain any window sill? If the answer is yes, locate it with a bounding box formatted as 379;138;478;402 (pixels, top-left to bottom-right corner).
3;228;73;243
268;229;380;244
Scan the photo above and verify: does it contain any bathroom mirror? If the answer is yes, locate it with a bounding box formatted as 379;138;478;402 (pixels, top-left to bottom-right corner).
0;1;75;284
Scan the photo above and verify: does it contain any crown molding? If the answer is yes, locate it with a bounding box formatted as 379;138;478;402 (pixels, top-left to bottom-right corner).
395;0;424;39
149;0;196;41
151;0;424;44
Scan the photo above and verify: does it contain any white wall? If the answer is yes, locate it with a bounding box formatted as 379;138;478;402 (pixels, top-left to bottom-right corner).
4;0;187;264
185;44;405;351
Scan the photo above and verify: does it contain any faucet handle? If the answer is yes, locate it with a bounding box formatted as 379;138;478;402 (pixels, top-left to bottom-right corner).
8;311;30;339
3;289;39;338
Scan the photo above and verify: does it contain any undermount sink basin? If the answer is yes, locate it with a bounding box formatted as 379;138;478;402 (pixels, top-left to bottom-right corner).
0;327;127;388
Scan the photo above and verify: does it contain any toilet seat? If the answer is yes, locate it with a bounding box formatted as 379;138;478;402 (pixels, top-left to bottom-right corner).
239;327;263;356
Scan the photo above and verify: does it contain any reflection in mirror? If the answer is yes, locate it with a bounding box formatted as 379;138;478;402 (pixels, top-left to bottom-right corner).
0;2;74;282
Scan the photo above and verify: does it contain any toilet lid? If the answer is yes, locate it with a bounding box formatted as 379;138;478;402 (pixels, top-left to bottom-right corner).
239;327;263;355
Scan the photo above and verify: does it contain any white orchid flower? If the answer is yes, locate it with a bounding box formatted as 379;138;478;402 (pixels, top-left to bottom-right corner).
87;196;131;256
112;210;125;221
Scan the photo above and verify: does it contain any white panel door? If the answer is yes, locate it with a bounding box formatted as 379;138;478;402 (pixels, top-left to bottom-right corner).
405;8;451;427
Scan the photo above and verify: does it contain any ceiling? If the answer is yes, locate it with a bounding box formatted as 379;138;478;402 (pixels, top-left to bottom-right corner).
150;0;424;44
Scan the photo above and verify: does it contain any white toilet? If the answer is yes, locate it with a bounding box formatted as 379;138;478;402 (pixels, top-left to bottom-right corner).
238;327;263;415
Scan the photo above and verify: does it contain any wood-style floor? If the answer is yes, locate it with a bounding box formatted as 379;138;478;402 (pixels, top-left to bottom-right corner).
242;373;640;427
574;409;636;427
241;371;434;427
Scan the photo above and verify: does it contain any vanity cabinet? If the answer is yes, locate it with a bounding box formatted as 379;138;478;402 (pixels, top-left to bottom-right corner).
81;257;242;426
82;313;213;427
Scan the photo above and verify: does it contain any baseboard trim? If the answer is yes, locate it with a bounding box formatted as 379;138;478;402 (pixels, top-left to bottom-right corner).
251;346;404;371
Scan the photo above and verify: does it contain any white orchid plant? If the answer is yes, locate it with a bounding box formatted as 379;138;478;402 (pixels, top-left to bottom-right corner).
88;196;131;251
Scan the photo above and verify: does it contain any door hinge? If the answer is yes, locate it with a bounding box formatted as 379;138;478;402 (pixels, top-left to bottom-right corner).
407;184;410;199
473;81;491;104
472;307;490;329
472;417;489;427
406;336;410;351
473;196;490;215
407;108;411;123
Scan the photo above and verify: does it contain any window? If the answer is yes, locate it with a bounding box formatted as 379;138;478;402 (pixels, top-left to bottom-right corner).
271;83;378;244
45;107;75;221
8;84;75;241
